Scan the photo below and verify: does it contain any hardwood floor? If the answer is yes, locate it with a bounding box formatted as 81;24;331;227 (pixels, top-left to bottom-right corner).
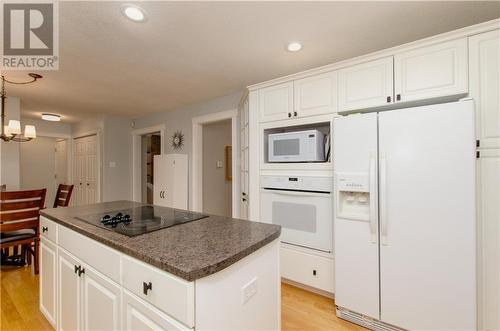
1;266;365;331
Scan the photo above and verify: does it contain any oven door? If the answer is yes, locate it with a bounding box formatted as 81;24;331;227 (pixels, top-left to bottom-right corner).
260;189;333;252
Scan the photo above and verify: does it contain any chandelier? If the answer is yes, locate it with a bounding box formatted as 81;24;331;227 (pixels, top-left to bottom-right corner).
1;73;42;142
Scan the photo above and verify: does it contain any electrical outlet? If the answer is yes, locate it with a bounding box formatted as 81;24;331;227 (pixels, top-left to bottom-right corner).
241;277;258;304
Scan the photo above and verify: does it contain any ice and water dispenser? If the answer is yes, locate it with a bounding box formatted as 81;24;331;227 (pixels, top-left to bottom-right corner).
335;173;371;221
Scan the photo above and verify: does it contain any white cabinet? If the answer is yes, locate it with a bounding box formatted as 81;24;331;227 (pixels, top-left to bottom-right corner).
154;154;188;209
477;149;500;331
470;30;500;149
58;247;121;331
394;38;468;103
470;29;500;331
338;57;394;113
122;290;190;331
40;238;57;328
58;249;82;331
259;82;294;123
82;266;122;331
239;96;249;220
294;71;337;117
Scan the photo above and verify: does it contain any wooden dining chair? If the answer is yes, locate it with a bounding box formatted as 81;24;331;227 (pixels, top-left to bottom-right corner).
0;189;46;274
53;184;74;208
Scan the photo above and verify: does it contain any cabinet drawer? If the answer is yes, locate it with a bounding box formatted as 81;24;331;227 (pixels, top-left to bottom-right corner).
40;216;58;243
122;290;191;331
121;256;194;328
281;245;334;293
58;225;121;283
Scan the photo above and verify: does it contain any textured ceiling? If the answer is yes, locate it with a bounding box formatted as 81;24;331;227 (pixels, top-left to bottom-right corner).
3;1;500;123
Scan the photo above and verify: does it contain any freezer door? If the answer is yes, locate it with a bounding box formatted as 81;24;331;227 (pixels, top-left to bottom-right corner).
378;100;476;330
333;112;379;319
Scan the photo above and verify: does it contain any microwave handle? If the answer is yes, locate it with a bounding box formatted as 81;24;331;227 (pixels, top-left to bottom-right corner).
261;189;331;198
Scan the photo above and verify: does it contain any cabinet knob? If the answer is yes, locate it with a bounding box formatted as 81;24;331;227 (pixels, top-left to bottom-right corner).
313;270;317;276
242;198;247;202
78;267;85;277
396;94;401;101
288;113;292;118
74;265;80;274
387;96;391;103
42;226;48;233
143;281;152;295
293;111;298;117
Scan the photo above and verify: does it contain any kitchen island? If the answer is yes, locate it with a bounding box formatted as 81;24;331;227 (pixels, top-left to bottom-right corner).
39;201;281;331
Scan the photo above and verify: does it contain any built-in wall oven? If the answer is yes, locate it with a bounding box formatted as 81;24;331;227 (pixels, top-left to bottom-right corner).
260;175;333;253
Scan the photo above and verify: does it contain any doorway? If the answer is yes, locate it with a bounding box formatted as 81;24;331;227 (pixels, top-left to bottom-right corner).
202;120;232;217
141;133;161;204
191;109;239;217
20;137;69;207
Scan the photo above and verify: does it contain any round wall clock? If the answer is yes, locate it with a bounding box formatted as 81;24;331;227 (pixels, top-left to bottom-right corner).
171;130;184;150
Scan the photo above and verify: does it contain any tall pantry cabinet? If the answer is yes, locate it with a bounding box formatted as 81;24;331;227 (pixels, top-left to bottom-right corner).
469;29;500;331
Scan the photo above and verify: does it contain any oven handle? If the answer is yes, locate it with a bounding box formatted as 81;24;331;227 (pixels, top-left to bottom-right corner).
261;189;331;198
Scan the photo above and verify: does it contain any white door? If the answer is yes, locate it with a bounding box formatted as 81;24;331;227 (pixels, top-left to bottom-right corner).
338;56;394;113
239;97;249;219
85;135;98;204
394;38;468;103
58;249;82;331
259;82;294;123
378;101;476;330
40;239;57;328
55;140;68;186
294;71;337;117
333;113;379;319
477;149;500;331
73;138;85;206
469;29;500;149
82;265;122;331
171;155;188;209
122;290;189;331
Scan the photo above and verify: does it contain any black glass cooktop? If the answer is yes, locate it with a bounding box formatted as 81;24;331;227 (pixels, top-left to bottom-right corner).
76;205;208;237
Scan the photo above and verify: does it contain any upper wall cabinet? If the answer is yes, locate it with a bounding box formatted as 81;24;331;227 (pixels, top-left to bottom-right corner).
469;29;500;149
338;57;394;113
294;71;338;118
394;38;468;103
259;82;294;123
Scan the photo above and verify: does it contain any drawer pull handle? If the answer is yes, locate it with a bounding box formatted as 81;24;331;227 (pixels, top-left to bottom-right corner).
143;281;152;295
74;265;80;274
78;267;85;277
42;227;48;233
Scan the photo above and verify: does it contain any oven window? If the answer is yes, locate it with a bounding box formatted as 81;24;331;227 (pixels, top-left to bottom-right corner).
273;139;300;156
272;201;316;232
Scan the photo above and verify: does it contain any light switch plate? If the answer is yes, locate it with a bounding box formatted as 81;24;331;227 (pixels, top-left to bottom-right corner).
216;160;223;168
109;161;116;168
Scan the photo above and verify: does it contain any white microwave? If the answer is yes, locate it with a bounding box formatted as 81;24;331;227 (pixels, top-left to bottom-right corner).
268;129;326;162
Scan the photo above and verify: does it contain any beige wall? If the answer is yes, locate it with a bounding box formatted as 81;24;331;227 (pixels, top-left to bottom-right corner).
0;97;21;190
202;119;232;217
20;136;57;207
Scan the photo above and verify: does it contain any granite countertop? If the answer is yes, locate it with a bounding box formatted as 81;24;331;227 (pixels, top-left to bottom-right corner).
40;201;281;281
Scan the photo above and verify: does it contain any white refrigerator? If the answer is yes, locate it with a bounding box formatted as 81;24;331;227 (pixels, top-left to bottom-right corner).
333;100;476;330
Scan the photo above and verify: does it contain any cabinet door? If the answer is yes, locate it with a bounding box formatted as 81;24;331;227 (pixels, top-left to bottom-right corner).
122;290;190;331
394;38;468;103
469;30;500;149
58;249;82;331
171;155;188;210
294;71;337;117
259;82;293;123
153;155;174;208
477;149;500;331
40;239;57;328
338;57;394;113
82;266;122;331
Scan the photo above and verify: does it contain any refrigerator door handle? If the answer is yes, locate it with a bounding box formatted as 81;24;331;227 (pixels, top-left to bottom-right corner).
380;155;388;245
369;152;377;243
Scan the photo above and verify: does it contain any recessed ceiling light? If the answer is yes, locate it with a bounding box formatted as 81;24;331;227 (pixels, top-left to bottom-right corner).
42;113;61;122
287;42;303;52
121;5;147;22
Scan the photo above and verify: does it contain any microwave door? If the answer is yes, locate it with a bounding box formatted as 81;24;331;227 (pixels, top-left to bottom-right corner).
269;135;302;162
